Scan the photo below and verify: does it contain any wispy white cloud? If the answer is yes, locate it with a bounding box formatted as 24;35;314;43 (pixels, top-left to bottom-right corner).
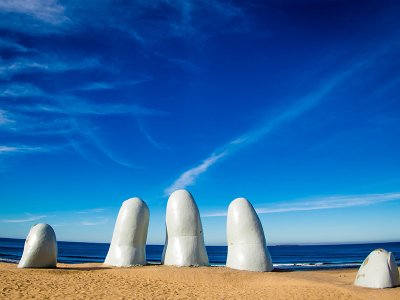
1;0;245;40
0;145;47;154
0;81;163;118
164;153;226;195
0;85;165;135
0;82;43;97
0;115;74;136
1;213;48;223
0;56;100;79
0;0;68;25
203;192;400;217
10;99;165;118
137;119;165;150
0;110;15;126
0;37;28;52
76;125;139;169
72;78;151;92
57;115;139;169
76;208;106;214
42;101;164;117
0;50;164;166
74;82;117;91
167;57;202;74
81;218;108;226
163;55;375;195
162;0;245;38
1;102;165;171
1;92;165;168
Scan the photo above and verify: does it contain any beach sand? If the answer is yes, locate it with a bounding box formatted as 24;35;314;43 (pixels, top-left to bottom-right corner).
0;262;399;299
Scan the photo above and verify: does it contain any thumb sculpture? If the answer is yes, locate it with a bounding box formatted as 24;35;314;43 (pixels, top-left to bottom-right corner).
162;189;209;266
354;248;400;288
18;223;57;268
104;197;149;267
226;198;273;272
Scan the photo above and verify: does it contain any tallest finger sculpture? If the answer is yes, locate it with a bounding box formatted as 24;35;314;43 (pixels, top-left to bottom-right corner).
162;189;209;266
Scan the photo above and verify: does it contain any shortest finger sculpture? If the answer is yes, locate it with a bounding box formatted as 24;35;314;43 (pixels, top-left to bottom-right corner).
226;198;273;272
105;197;149;267
18;223;58;268
354;248;399;288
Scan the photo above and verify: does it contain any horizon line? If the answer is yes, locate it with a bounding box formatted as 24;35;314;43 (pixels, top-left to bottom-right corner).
1;236;399;247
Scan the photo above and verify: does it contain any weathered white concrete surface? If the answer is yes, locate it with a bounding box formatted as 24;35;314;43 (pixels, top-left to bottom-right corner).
354;248;400;288
162;189;209;266
18;223;57;268
105;197;149;267
226;197;273;272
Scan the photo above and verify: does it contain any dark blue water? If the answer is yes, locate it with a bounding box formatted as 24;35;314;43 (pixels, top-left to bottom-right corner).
1;237;399;270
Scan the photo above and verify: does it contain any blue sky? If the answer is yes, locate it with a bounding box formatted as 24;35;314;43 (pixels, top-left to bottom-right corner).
1;0;400;245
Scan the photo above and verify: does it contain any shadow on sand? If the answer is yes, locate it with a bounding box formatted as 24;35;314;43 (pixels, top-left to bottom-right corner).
272;268;293;272
57;266;112;271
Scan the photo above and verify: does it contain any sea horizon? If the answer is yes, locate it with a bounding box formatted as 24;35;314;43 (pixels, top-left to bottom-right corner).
2;236;400;247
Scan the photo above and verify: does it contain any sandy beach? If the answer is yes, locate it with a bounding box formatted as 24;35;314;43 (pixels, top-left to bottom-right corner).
0;263;399;299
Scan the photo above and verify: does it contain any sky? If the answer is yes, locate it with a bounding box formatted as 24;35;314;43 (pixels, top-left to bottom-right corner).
1;0;400;246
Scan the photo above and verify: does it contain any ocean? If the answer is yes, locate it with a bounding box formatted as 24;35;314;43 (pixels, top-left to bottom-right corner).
1;238;399;271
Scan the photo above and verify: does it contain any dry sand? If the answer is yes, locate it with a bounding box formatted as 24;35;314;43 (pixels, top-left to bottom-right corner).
0;262;399;299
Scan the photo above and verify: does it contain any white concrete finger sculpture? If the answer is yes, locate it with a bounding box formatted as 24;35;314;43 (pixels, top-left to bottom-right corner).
18;223;57;268
226;198;273;272
162;189;209;266
105;197;149;267
354;248;400;288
